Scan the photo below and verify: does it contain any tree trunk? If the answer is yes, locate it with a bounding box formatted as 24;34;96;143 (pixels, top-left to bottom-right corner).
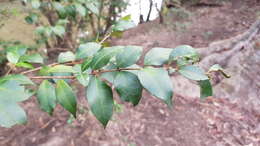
146;0;153;22
155;2;164;24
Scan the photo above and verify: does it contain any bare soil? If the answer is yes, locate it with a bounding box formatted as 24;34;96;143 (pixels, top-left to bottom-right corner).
0;0;260;146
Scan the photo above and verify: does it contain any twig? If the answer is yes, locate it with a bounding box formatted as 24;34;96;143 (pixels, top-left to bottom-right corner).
99;32;111;44
21;63;59;75
21;60;83;75
29;68;141;80
94;68;141;74
30;76;76;79
5;67;13;76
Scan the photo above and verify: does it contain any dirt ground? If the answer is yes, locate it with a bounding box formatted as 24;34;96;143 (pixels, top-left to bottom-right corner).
0;0;260;146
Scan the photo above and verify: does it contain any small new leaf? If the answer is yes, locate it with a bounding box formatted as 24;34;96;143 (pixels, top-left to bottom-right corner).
169;45;199;65
208;64;231;78
7;52;20;64
16;62;34;69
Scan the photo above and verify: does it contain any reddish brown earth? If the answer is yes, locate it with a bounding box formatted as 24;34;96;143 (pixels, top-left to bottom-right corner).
1;0;260;146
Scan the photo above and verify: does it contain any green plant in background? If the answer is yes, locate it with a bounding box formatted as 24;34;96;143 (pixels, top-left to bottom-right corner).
5;44;44;69
23;0;130;49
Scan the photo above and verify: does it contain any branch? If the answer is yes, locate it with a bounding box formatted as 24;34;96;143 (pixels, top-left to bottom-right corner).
99;32;111;44
21;60;83;75
30;76;76;79
29;68;141;80
95;68;141;74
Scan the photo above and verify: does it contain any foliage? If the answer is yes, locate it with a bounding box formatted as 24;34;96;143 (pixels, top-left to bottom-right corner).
0;41;40;75
0;41;229;128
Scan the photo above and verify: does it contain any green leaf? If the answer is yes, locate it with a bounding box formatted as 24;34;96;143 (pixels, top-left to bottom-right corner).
85;0;99;15
16;62;34;69
76;72;89;86
73;64;89;86
56;80;77;117
116;46;142;68
76;42;102;59
209;64;223;72
144;47;173;66
52;2;64;11
25;13;38;24
38;66;51;76
169;45;199;63
6;45;27;56
58;51;75;63
81;58;92;72
178;65;208;81
90;46;123;70
35;26;52;37
20;53;44;64
35;26;45;35
6;45;28;64
48;65;75;73
52;25;65;37
86;76;113;127
57;19;69;25
37;80;56;115
199;80;213;99
114;72;142;106
0;81;33;102
138;67;173;107
120;15;131;21
0;100;27;128
31;0;40;9
52;2;67;18
113;20;136;31
7;51;20;64
0;74;34;85
75;3;86;16
65;5;77;17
